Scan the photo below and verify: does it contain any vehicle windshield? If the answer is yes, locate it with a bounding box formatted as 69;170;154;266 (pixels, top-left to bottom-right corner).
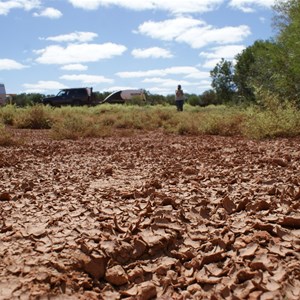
57;90;68;97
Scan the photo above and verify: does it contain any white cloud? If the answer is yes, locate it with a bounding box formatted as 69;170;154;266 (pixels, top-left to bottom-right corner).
147;87;171;95
0;59;28;70
116;66;206;95
35;43;127;64
229;0;275;13
116;70;165;78
33;7;62;19
149;81;210;95
200;45;245;59
260;17;266;23
116;66;201;78
199;80;212;86
137;17;251;48
179;25;250;48
68;0;223;14
43;32;98;43
0;0;41;15
202;58;222;69
147;79;211;95
142;77;195;87
184;71;210;79
60;74;114;84
136;17;205;41
132;47;173;59
23;80;68;93
200;44;246;68
61;64;88;71
166;66;201;75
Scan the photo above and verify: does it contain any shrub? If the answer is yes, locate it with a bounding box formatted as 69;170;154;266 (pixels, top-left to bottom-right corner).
201;110;245;136
0;105;17;125
187;95;200;106
0;124;16;146
243;105;300;139
51;115;89;139
51;114;111;140
14;105;53;129
125;95;146;106
241;89;300;139
176;120;200;135
100;115;117;126
154;107;173;122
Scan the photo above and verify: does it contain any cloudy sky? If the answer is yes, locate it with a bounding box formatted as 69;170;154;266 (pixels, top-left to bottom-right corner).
0;0;276;96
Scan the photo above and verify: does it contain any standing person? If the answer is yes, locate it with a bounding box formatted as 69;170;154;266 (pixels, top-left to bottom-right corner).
175;84;184;111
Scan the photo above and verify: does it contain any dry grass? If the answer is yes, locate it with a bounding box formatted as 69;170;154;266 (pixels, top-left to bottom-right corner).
0;124;17;146
0;101;299;140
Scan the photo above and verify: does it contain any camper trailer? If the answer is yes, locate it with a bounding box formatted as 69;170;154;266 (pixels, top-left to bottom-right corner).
103;89;146;104
0;84;6;106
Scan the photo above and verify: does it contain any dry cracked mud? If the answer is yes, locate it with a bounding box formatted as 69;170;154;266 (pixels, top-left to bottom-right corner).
0;129;300;299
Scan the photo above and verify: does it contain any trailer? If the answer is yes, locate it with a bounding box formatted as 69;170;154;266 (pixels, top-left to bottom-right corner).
102;89;146;104
0;83;6;106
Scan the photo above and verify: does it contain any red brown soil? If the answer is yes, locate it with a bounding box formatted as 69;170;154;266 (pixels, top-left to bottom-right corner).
1;129;300;299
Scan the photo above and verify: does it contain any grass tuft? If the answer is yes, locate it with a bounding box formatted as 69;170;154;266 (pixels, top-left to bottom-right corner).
0;124;16;146
14;105;53;129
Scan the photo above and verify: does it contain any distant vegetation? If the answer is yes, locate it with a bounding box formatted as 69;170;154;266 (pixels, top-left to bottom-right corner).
1;0;300;145
5;89;217;108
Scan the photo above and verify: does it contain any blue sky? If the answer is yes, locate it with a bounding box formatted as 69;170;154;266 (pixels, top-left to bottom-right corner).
0;0;276;96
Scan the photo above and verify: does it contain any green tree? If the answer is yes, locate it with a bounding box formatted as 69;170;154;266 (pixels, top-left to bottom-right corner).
199;90;218;106
12;93;45;106
94;91;111;102
273;0;300;102
146;93;167;105
233;1;300;104
234;40;282;102
187;94;200;106
210;58;236;104
234;44;256;101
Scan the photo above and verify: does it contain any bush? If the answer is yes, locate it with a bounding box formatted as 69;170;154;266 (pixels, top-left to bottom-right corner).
0;123;16;146
14;105;53;129
176;119;200;135
0;105;18;125
125;96;146;106
187;95;200;106
243;105;300;139
51;114;111;140
241;88;300;139
201;109;245;136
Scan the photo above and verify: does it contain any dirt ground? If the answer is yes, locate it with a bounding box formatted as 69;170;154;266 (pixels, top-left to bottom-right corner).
0;129;300;300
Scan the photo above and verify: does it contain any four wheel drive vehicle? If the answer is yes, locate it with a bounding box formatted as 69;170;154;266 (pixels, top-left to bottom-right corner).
42;87;98;106
102;89;146;104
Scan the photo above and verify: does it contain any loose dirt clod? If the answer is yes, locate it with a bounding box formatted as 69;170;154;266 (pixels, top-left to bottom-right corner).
0;192;11;201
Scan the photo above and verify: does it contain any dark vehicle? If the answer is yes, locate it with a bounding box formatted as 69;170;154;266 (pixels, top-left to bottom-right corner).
42;87;98;106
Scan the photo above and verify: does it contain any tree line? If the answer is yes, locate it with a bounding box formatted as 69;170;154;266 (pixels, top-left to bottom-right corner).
8;89;219;108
